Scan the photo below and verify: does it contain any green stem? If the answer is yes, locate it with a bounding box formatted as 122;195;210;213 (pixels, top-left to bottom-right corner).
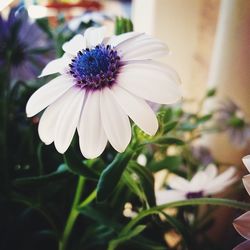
59;179;97;250
78;189;97;208
59;176;85;250
120;198;250;235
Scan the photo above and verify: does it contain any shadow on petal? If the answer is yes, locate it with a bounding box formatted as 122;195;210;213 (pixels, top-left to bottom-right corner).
243;174;250;196
233;240;250;250
233;211;250;240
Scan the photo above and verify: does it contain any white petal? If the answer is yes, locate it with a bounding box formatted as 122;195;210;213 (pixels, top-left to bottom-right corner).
26;75;74;117
100;88;131;152
155;190;185;205
116;34;169;60
233;240;250;250
190;172;208;192
205;167;237;194
122;60;181;84
243;155;250;173
54;87;85;153
38;90;72;145
121;40;168;60
115;33;147;51
84;26;106;48
204;164;218;181
39;53;73;77
233;211;250;240
168;175;190;192
78;91;107;159
62;34;86;56
107;32;141;47
111;85;158;135
243;174;250;196
118;65;182;104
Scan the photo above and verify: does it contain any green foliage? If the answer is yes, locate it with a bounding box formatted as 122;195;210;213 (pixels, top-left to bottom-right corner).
96;149;134;202
12;164;70;188
108;225;147;250
64;148;99;180
148;156;182;172
115;17;134;35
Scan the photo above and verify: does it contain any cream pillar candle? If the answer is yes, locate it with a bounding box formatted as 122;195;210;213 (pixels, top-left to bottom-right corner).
206;0;250;163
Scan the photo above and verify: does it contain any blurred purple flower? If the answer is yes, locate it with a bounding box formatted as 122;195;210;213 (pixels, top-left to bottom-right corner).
192;145;214;166
0;6;54;82
216;100;250;148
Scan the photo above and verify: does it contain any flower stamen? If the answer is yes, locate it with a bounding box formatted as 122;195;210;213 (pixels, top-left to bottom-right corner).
69;44;121;90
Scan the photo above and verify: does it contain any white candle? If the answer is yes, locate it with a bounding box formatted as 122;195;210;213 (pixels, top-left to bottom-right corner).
206;0;250;163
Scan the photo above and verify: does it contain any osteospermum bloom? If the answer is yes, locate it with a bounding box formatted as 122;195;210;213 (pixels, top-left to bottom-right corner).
0;6;54;82
233;156;250;250
26;27;182;159
156;164;236;205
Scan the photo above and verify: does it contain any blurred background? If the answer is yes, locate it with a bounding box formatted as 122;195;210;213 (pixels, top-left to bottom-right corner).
1;0;250;249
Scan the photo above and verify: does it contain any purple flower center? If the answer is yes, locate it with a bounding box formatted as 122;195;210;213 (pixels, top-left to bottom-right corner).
69;44;122;90
186;191;204;199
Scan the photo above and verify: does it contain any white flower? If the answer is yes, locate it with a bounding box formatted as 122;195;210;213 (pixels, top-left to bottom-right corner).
26;27;182;159
242;155;250;196
156;164;237;205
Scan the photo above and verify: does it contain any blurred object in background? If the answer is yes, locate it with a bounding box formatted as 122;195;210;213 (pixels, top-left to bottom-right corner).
0;5;54;83
24;0;130;36
215;99;250;149
132;0;220;111
0;0;14;11
204;0;250;164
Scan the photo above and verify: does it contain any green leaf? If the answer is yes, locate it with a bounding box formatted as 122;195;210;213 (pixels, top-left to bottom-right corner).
163;121;178;133
162;108;173;122
12;164;71;187
128;162;156;206
153;137;185;146
148;156;182;172
108;225;146;250
197;114;213;124
96;149;134;202
115;17;133;35
206;88;216;97
122;171;145;201
121;198;250;235
179;122;197;131
125;18;133;33
79;205;121;230
36;17;53;38
64;148;99;181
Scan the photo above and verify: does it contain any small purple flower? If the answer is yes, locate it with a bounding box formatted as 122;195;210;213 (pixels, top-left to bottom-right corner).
0;6;54;82
216;99;250;148
191;145;214;166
